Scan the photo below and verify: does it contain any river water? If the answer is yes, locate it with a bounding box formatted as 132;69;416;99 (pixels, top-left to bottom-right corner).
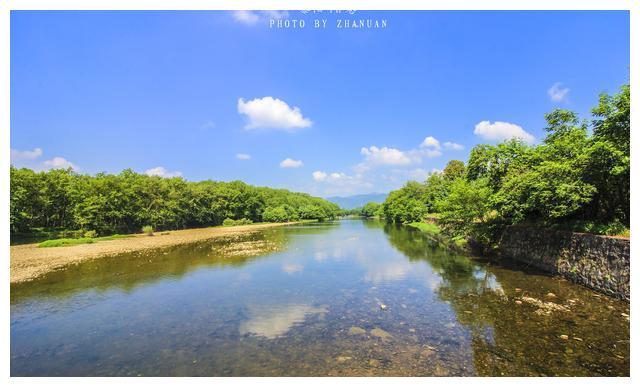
10;220;630;376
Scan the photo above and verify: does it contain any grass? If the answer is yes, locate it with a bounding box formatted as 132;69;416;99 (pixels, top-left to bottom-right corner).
37;234;134;248
407;221;441;235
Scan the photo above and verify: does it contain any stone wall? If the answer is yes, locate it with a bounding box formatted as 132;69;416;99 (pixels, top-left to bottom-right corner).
497;226;630;300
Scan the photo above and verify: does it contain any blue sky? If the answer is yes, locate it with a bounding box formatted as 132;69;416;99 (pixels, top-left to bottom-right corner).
10;11;629;196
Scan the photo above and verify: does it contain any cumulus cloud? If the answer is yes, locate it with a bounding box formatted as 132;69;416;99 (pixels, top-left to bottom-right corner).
280;158;303;168
145;166;183;178
312;171;351;182
548;82;570;102
473;121;535;144
10;147;43;160
312;171;328;182
236;153;251;160
360;146;412;167
312;170;372;195
443;141;464;150
232;10;289;25
420;136;440;149
238;97;312;131
43;157;79;171
11;147;79;171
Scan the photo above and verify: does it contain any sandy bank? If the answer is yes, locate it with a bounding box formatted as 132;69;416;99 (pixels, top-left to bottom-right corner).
10;222;300;284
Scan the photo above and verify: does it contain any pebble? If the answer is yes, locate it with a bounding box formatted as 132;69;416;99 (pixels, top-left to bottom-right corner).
336;356;352;362
546;292;557;298
368;359;381;367
559;335;569;340
515;300;522;305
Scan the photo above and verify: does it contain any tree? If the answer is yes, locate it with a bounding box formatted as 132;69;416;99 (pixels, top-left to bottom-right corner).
361;202;381;218
436;178;493;243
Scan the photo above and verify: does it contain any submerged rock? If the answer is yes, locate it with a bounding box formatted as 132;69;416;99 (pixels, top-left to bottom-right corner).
370;328;392;340
348;326;366;335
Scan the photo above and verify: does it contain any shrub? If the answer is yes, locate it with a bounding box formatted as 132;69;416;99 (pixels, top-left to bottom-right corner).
38;238;95;248
84;230;98;238
222;218;235;226
236;218;253;225
142;225;154;236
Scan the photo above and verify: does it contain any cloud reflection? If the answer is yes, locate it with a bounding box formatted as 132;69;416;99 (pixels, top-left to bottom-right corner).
239;303;327;339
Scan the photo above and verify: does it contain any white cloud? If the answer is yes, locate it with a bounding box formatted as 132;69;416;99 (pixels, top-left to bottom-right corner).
236;153;251;160
312;171;328;181
420;136;440;149
473;121;535;144
238;96;312;131
145;166;183;178
443;141;464;150
360;146;412;166
11;148;80;171
10;147;43;160
311;170;373;196
280;158;303;168
42;157;79;171
232;10;289;25
548;82;570;102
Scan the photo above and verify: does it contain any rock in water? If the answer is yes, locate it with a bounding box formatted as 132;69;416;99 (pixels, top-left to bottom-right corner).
370;328;392;340
348;326;366;335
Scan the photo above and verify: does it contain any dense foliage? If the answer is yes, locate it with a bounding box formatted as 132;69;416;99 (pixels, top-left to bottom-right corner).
360;202;383;218
383;84;630;239
10;169;341;235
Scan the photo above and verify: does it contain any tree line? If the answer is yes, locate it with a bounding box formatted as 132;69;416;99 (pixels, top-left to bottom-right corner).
10;168;341;236
381;84;630;242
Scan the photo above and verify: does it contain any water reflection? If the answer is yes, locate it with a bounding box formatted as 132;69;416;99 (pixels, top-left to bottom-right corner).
11;220;629;376
239;303;328;339
381;221;630;376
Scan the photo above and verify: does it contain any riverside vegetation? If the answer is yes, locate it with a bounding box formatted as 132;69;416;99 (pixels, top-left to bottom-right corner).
10;169;341;243
380;84;630;247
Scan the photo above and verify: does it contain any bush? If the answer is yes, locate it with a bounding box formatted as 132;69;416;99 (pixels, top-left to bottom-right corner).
223;218;254;227
84;230;98;238
142;225;154;236
38;238;95;248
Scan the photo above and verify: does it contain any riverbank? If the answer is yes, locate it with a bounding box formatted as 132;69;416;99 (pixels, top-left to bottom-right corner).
407;220;630;300
10;222;301;284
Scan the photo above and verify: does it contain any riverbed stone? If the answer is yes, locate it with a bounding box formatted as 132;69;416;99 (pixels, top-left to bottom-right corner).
348;326;366;335
370;328;392;340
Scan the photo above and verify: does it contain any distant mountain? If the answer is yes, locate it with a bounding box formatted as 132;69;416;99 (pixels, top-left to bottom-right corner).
326;193;388;210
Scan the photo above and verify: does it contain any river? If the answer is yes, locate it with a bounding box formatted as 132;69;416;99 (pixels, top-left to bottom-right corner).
10;219;630;376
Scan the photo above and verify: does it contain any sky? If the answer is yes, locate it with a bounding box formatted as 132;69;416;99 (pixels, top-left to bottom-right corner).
10;10;630;197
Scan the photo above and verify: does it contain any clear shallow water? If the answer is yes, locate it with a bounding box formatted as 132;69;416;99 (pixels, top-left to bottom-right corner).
10;220;629;376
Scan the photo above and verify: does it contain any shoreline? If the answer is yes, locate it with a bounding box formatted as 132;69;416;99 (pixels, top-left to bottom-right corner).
10;222;302;284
